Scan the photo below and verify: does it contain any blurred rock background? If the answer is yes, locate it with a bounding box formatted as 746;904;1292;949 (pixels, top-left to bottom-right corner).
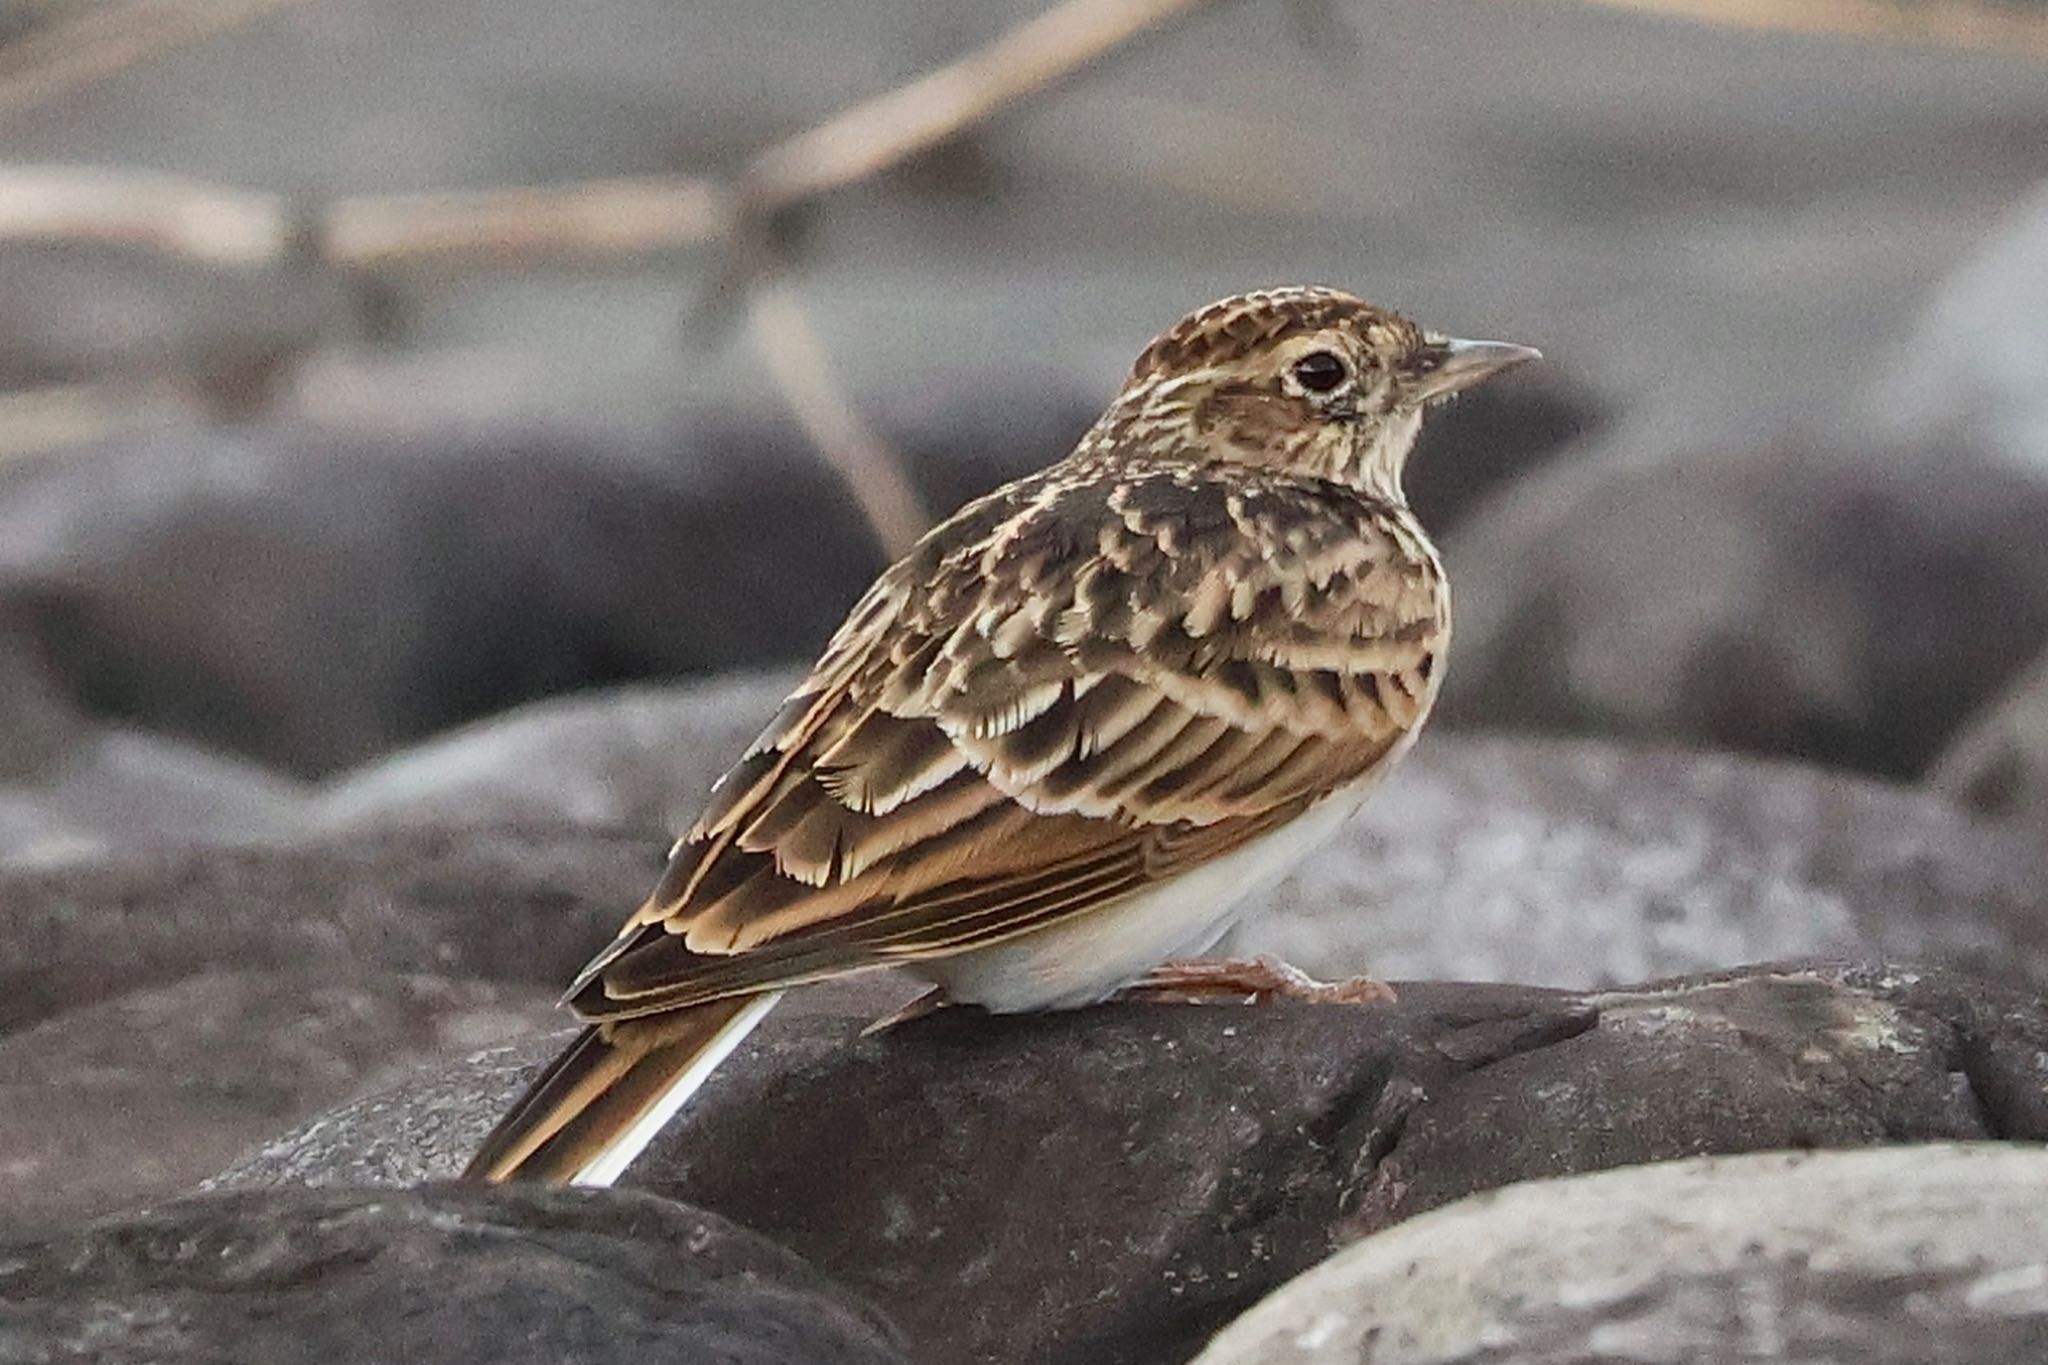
3;0;2048;1357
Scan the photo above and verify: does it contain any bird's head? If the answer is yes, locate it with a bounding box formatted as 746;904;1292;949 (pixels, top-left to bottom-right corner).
1097;287;1540;502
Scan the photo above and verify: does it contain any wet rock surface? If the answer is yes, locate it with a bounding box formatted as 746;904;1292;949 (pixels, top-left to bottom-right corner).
1195;1143;2048;1365
0;1184;908;1365
217;962;2048;1365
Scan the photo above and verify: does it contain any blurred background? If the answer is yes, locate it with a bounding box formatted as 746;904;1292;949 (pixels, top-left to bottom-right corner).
1;0;2044;811
3;0;2047;1229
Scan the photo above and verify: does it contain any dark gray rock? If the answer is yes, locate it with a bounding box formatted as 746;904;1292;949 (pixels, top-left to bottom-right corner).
1439;439;2048;778
1400;370;1604;532
216;962;2048;1365
0;824;656;1035
1195;1143;2048;1365
0;418;897;776
206;976;915;1196
1932;646;2048;832
0;631;83;781
0;627;306;864
0;969;554;1234
0;1185;907;1365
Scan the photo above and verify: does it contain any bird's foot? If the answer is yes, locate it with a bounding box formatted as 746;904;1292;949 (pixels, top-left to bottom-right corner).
861;986;955;1036
1116;956;1397;1007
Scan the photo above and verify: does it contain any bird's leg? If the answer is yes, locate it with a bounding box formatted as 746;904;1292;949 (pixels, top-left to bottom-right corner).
861;986;956;1036
1115;955;1397;1006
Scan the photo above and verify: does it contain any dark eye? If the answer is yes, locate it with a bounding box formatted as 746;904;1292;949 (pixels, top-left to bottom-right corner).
1292;351;1348;393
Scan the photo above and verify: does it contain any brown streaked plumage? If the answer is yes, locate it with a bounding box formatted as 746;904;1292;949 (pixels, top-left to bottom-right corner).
465;286;1539;1185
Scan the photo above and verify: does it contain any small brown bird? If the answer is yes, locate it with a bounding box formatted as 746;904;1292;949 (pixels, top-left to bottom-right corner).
466;287;1538;1185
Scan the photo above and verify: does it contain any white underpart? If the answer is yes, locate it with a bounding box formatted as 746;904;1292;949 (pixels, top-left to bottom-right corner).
569;989;784;1188
916;764;1399;1013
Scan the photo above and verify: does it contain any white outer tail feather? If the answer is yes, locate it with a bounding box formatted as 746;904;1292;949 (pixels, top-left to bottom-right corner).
568;990;786;1188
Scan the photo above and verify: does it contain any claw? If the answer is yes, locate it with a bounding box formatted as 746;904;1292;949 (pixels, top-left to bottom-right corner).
861;986;955;1036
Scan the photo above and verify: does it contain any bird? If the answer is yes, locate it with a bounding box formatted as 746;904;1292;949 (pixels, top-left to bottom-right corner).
464;286;1539;1186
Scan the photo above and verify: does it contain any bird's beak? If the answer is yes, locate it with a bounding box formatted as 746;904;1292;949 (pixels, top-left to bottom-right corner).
1408;337;1543;404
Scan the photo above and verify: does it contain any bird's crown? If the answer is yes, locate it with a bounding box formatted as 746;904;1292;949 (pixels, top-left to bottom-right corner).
1126;286;1421;384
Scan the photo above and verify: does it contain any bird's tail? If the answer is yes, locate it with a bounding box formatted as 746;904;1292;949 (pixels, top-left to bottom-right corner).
462;991;784;1186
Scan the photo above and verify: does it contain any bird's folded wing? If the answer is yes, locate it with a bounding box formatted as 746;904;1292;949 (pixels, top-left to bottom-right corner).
566;468;1442;1022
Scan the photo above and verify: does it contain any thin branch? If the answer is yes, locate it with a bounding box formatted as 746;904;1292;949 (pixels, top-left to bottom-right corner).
744;276;930;560
0;377;203;462
742;0;1217;208
0;0;312;118
324;177;735;269
1574;0;2048;59
0;0;1227;271
0;165;290;264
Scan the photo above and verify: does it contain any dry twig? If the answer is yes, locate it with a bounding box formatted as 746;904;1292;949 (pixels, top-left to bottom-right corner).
0;165;289;263
745;276;932;559
0;0;1223;271
0;0;311;117
1575;0;2048;59
743;0;1216;208
323;177;736;270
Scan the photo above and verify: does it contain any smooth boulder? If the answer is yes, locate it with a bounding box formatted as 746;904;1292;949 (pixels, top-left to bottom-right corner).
0;1184;907;1364
1196;1143;2048;1364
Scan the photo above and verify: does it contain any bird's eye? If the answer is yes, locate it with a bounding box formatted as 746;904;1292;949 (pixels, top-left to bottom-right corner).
1291;351;1349;394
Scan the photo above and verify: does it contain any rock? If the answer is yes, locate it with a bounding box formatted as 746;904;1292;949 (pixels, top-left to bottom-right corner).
0;631;84;780
0;418;887;776
204;975;915;1196
1233;730;2048;992
0;1184;907;1364
0;969;555;1234
1860;178;2048;474
0;795;99;867
216;962;2048;1365
311;670;800;836
1194;1143;2048;1365
1400;370;1604;532
1439;439;2048;778
0;626;306;863
0;824;657;1035
1;727;309;864
1931;646;2048;831
0;368;1102;778
308;672;2048;992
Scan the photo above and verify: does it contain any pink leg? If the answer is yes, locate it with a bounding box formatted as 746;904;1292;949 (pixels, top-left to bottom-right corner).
1116;956;1397;1006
